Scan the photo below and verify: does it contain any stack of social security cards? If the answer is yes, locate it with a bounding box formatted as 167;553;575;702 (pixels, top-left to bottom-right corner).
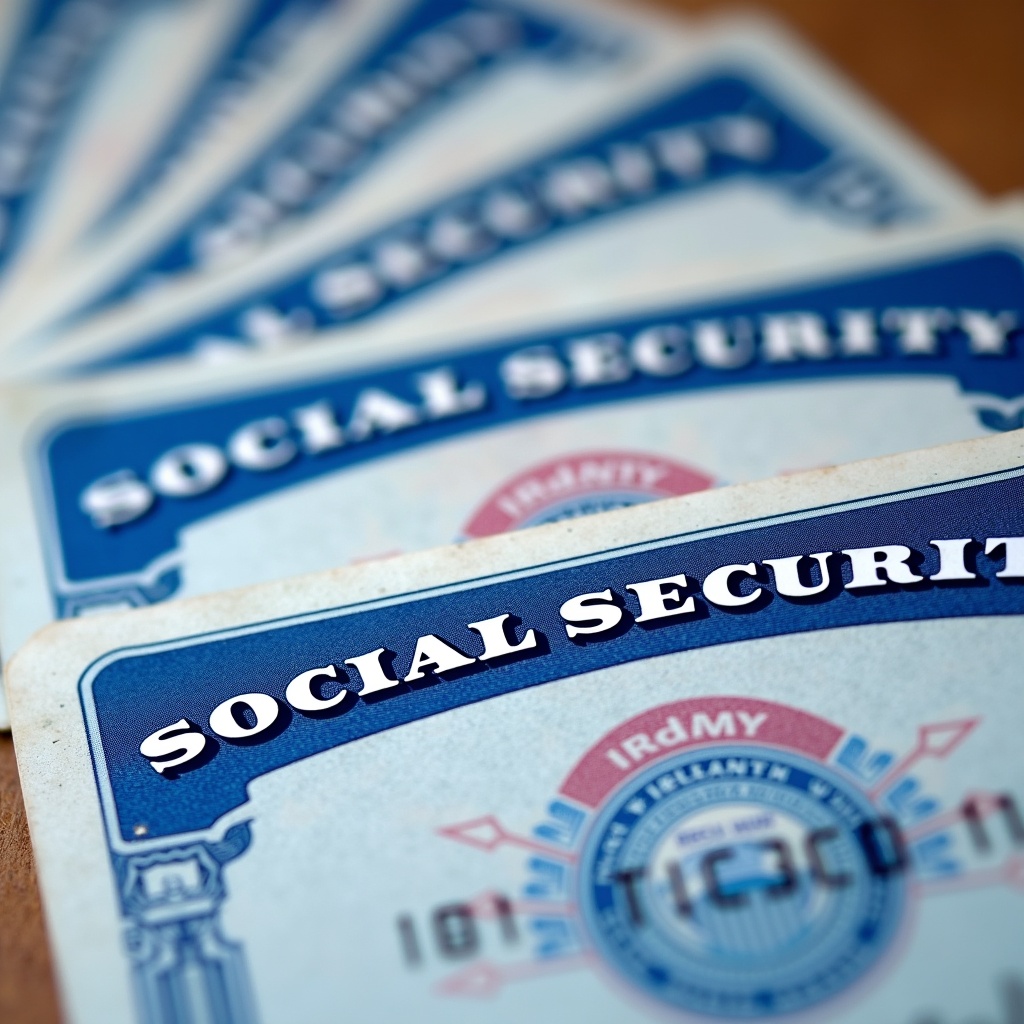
0;2;1021;1023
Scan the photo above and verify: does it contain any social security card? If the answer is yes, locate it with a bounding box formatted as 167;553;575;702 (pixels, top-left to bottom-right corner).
0;0;33;85
97;0;340;232
21;10;980;375
0;205;1021;730
5;0;688;349
12;0;254;262
0;0;385;346
8;429;1024;1023
101;0;644;287
0;0;137;275
15;9;980;373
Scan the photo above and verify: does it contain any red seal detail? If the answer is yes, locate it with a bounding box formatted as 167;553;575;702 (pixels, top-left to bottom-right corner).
560;696;845;809
462;450;714;538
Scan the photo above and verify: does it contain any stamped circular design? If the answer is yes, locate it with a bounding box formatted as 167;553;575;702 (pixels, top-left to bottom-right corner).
436;698;978;1016
462;450;714;538
578;744;906;1017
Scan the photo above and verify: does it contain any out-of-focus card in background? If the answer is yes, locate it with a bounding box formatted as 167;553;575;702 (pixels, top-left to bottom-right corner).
0;0;372;327
0;203;1019;728
13;12;980;378
1;0;692;351
8;428;1024;1023
88;0;651;293
96;0;341;233
0;0;249;273
0;1;1022;1023
0;0;34;85
0;0;133;276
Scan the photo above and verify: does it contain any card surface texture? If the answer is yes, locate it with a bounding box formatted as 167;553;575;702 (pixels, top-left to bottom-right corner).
2;0;248;268
13;12;978;374
4;0;692;349
0;206;1021;730
0;0;390;343
0;0;132;274
97;0;340;232
0;4;1019;1022
8;429;1024;1023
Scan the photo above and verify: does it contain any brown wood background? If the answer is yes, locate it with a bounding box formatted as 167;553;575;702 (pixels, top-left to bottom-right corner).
2;1;1023;1021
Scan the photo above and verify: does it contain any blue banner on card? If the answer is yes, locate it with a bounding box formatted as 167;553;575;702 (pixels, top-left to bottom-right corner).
87;64;932;366
91;0;608;310
0;0;133;269
38;242;1024;614
97;0;335;230
77;458;1024;1024
82;466;1024;845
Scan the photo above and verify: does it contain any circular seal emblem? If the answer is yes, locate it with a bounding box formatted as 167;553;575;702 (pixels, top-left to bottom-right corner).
436;699;981;1017
579;744;907;1017
461;450;714;539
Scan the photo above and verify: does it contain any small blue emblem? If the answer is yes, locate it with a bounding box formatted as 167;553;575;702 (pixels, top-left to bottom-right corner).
579;745;907;1017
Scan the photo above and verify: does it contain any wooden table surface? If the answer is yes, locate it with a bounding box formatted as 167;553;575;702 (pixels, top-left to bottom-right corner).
2;1;1023;1021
